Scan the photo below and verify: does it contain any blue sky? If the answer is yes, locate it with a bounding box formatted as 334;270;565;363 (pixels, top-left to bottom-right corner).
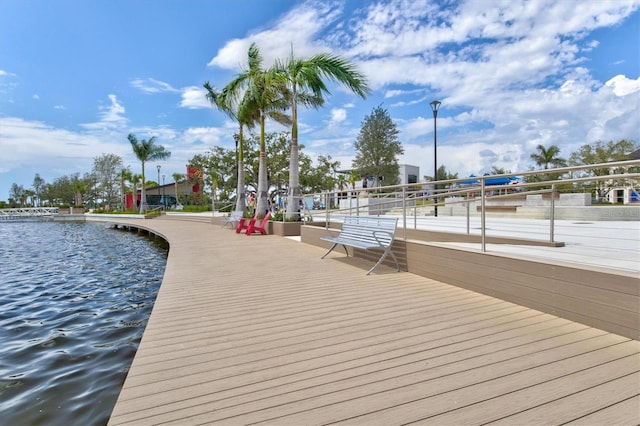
1;0;639;201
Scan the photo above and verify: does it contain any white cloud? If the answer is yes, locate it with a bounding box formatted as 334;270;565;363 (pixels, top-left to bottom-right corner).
605;75;640;96
0;117;127;175
131;78;180;94
81;94;128;131
207;0;344;70
180;86;212;109
181;126;225;146
330;108;347;124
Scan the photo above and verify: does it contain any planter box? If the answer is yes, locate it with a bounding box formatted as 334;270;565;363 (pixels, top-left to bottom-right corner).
269;221;303;236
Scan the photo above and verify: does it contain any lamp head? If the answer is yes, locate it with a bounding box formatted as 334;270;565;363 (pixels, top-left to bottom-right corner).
429;100;441;114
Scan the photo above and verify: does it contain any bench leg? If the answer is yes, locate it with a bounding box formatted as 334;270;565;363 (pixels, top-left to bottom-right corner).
321;243;349;259
366;246;400;275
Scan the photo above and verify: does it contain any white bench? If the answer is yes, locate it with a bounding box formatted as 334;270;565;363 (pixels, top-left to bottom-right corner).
222;211;243;228
321;215;400;275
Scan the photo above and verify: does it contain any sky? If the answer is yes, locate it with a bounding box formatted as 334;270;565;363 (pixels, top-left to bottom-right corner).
1;0;639;201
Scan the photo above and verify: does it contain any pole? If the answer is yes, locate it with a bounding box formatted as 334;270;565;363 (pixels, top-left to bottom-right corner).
156;165;161;209
429;101;441;217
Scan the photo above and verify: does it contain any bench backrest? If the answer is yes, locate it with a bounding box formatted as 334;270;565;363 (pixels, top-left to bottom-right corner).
339;216;398;246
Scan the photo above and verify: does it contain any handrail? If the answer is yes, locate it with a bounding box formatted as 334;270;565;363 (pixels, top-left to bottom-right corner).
300;159;639;252
0;207;59;216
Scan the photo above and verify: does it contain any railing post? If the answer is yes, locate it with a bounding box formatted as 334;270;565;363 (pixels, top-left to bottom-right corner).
466;191;470;234
402;187;407;240
550;184;556;243
325;192;330;225
481;179;486;252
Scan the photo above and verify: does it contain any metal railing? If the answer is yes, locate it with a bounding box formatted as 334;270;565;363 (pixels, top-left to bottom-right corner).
0;207;59;218
300;160;640;252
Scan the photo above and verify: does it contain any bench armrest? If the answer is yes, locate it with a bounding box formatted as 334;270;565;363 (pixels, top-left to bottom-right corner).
372;230;394;247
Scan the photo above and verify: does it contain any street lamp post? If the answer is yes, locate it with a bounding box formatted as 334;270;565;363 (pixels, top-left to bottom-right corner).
430;100;441;217
162;174;166;210
156;165;161;209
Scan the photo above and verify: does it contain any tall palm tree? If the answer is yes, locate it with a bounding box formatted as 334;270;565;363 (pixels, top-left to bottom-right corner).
530;144;567;169
128;133;171;214
221;43;290;216
130;174;141;210
274;47;370;219
119;168;132;210
204;81;259;213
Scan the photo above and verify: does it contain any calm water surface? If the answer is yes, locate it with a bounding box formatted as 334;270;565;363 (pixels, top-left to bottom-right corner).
0;220;167;426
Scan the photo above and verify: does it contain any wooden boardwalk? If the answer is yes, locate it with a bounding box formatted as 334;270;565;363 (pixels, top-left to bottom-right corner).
106;216;640;425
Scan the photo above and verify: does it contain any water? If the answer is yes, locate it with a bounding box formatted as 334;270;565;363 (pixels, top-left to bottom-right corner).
0;220;167;425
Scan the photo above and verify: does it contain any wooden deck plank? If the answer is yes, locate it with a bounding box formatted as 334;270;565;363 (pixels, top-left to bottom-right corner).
109;313;565;423
564;394;640;425
106;217;640;426
487;372;640;425
114;322;605;425
191;337;635;425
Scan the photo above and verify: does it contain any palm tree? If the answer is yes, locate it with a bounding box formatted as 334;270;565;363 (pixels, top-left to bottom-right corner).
128;133;171;214
204;82;259;213
119;168;132;210
172;172;184;206
530;144;567;169
348;169;361;191
71;180;86;207
220;43;290;216
130;174;141;210
274;47;370;220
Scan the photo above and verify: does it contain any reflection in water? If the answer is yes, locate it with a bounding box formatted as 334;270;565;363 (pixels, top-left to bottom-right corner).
0;221;167;425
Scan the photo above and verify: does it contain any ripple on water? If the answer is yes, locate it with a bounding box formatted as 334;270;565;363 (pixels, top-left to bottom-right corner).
0;221;166;425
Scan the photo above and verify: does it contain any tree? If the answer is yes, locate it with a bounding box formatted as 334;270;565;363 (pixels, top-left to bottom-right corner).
128;134;171;214
530;144;567;169
526;144;568;186
274;47;370;220
569;139;639;200
32;174;45;207
204;81;259;213
352;105;404;189
93;153;123;209
130;174;141;209
303;155;341;194
10;183;25;206
119;168;132;210
348;170;360;190
218;43;291;216
71;175;87;207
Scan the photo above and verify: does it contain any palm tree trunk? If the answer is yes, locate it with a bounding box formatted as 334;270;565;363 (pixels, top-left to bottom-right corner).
235;159;246;212
256;116;269;216
286;101;301;220
235;126;246;212
286;141;301;220
139;163;146;214
256;153;269;216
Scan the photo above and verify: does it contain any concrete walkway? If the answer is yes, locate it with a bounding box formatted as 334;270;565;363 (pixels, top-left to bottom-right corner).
106;215;639;425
